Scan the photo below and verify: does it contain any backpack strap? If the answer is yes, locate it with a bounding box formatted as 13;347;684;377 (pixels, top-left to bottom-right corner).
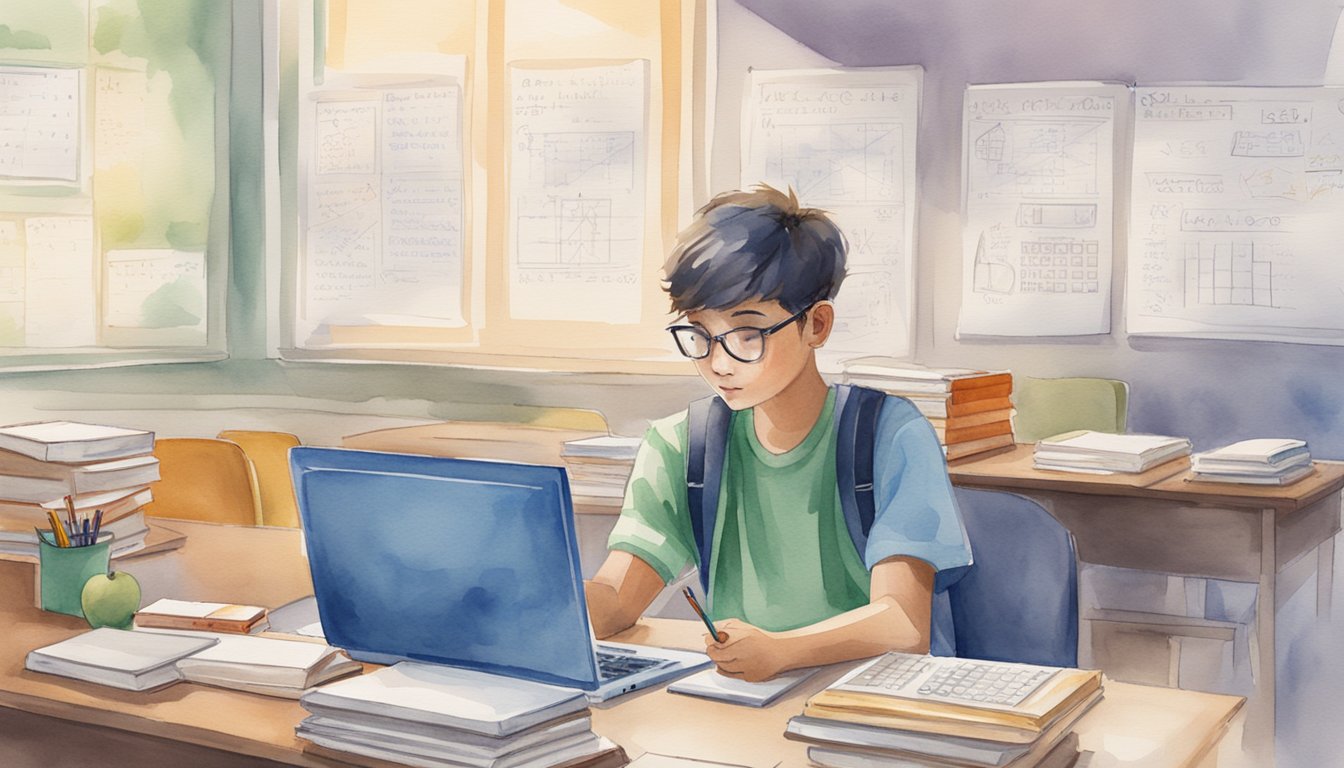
686;395;732;594
835;384;887;557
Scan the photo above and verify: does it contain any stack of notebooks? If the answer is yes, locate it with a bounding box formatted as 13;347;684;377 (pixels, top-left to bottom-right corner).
0;421;159;558
297;662;627;768
560;435;642;500
1191;438;1314;485
841;359;1015;461
1033;430;1191;474
785;653;1102;768
25;626;360;697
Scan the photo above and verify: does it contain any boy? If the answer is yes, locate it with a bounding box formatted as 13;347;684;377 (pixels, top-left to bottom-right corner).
584;185;971;682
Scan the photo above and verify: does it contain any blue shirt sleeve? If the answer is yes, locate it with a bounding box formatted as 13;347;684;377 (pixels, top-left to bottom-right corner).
863;397;973;591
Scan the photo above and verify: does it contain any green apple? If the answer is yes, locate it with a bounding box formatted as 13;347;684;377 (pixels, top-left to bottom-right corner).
80;570;142;630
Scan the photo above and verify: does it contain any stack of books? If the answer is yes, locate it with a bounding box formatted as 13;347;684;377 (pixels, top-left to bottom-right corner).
297;662;627;768
26;626;360;697
785;652;1102;768
1191;438;1314;485
841;358;1015;461
560;435;642;500
0;421;159;558
1033;430;1191;474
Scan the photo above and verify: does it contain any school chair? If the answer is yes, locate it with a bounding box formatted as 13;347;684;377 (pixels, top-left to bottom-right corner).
947;487;1078;667
1012;376;1129;444
217;430;303;528
142;438;263;526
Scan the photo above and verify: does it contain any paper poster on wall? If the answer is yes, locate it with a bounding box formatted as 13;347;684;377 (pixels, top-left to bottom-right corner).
0;222;22;346
957;82;1125;337
299;77;466;345
104;250;207;343
742;66;921;365
24;217;96;348
93;67;148;166
0;67;80;183
508;60;648;324
1128;86;1344;343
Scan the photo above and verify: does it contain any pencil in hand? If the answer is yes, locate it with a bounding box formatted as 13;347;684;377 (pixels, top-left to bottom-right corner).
682;586;726;643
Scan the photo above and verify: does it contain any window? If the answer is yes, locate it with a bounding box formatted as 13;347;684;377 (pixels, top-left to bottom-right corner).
280;0;713;373
0;0;230;369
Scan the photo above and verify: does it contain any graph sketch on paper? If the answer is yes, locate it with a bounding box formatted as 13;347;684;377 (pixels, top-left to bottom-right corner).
958;82;1124;337
1128;86;1344;343
743;67;922;364
509;62;647;323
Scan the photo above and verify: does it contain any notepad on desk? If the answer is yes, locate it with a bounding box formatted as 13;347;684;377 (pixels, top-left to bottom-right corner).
668;666;819;707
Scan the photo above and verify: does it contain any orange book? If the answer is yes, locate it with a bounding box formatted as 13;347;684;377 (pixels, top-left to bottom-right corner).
907;396;1015;419
925;408;1013;431
944;432;1016;461
941;420;1014;445
945;383;1013;404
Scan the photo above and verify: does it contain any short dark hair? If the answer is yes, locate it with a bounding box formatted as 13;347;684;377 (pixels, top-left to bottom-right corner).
662;184;847;315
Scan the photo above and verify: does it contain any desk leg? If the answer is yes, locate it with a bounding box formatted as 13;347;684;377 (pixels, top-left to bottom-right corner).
1244;510;1276;767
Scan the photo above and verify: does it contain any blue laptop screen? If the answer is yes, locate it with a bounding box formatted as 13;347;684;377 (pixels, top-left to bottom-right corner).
290;447;602;690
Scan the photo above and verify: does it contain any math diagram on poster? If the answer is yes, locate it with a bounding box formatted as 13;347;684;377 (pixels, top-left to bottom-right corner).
1128;86;1344;343
508;61;648;324
299;79;465;346
742;67;921;364
958;83;1125;337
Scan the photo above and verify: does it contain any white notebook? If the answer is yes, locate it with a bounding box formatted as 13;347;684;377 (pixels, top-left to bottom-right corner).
299;661;589;737
25;628;217;691
667;666;819;707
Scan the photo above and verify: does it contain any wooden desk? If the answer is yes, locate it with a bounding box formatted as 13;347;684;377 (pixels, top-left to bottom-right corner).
948;445;1344;766
0;521;1243;767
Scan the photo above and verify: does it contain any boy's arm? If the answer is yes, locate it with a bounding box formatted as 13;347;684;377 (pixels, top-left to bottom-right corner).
704;555;934;681
584;550;668;639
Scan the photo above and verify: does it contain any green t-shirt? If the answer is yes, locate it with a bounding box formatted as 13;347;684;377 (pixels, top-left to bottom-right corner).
609;390;870;631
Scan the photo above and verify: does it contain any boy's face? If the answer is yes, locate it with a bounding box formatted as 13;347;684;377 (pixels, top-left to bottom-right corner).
683;298;831;410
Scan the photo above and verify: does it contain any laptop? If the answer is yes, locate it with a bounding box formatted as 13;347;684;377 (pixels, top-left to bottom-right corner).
289;446;710;702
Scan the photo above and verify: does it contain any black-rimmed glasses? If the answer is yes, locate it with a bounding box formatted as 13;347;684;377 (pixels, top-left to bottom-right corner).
666;305;812;363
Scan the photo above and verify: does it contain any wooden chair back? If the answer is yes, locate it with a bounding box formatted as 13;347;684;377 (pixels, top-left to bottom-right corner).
143;438;262;526
217;430;303;528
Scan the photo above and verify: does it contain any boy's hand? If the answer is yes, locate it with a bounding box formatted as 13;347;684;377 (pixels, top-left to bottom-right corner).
703;618;792;682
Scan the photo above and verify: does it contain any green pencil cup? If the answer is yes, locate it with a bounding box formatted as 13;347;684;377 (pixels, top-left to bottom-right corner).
37;533;111;617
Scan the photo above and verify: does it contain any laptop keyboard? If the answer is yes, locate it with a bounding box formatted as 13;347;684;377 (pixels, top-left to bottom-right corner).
596;649;664;681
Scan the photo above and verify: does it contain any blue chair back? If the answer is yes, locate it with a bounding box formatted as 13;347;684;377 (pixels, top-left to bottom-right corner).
947;487;1078;666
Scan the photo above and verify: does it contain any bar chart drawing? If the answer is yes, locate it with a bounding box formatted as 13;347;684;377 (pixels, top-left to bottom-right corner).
1183;241;1274;308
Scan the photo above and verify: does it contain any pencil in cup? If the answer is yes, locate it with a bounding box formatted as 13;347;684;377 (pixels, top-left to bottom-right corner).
682;586;727;643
